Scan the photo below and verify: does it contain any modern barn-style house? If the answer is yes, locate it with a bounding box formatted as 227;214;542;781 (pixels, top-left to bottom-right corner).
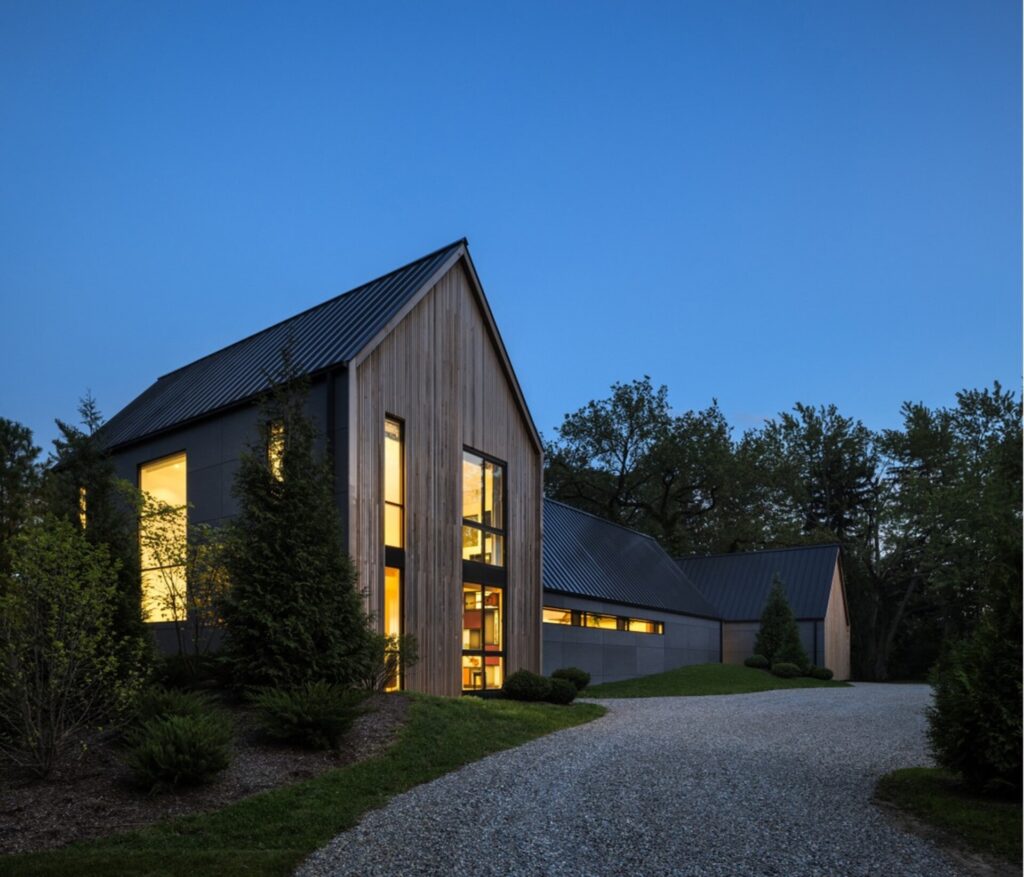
101;240;543;696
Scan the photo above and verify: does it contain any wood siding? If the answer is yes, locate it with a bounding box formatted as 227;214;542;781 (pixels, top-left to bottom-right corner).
351;261;542;696
824;564;851;680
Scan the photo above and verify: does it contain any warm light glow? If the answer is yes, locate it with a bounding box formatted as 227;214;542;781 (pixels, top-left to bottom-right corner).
268;421;285;481
462;582;504;690
461;451;505;566
543;607;572;625
384;418;403;547
78;486;87;529
384;566;401;691
139;452;187;623
585;612;619;630
627;618;664;634
543;605;663;635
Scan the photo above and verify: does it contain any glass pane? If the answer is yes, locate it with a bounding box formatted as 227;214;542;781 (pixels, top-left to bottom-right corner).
268;421;285;481
484;657;503;689
485;462;503;529
140;452;187;507
385;503;403;548
384;567;401;638
140;504;187;571
462;654;484;691
585;613;618;630
543;607;572;625
628;618;658;634
384;419;402;505
462;584;482;650
486;532;505;567
142;566;186;623
78;486;87;529
462;525;483;563
462;452;483;522
484;588;502;651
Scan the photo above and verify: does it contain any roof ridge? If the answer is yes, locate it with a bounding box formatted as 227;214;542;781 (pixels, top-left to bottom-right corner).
157;238;467;380
675;542;840;562
543;497;659;543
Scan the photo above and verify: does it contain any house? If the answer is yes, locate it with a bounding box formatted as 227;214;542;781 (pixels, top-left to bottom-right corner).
541;499;721;686
101;240;543;697
675;544;851;680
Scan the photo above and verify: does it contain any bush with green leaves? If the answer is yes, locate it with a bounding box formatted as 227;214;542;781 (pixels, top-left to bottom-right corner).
358;632;420;692
250;682;366;750
551;667;590;692
770;662;802;678
134;687;215;725
744;655;770;669
545;678;578;704
809;666;834;681
126;713;233;791
503;669;551;702
927;586;1022;795
754;577;809;670
0;517;144;777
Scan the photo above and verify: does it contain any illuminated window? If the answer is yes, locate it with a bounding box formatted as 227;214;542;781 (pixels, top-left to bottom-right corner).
543;607;573;626
384;566;402;691
585;612;619;630
462;450;504;565
78;486;87;529
627;618;664;634
267;421;285;481
139;452;187;623
384;418;403;548
542;606;663;635
462;583;504;691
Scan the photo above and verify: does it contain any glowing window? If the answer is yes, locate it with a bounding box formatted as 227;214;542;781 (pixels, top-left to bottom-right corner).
139;452;187;623
462;450;505;566
628;618;664;634
267;421;285;481
543;607;573;625
78;486;87;529
384;566;402;691
384;418;403;548
462;582;504;691
585;612;619;630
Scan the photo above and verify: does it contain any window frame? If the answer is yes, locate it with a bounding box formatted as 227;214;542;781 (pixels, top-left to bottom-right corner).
460;580;506;693
461;447;507;568
382;415;406;690
137;450;188;625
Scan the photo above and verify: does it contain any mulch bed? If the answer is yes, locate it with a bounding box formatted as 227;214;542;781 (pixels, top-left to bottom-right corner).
0;692;410;856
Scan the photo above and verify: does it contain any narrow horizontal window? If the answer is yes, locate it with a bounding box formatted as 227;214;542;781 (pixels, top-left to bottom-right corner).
542;605;663;635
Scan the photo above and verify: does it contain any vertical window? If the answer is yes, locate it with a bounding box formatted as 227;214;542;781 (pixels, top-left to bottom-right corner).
384;566;402;691
139;452;187;623
461;451;505;566
384;418;404;548
461;583;504;691
78;486;87;529
267;421;285;481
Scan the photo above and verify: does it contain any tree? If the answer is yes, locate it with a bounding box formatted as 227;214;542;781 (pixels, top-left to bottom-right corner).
220;352;372;688
0;516;144;777
753;577;809;668
0;418;40;575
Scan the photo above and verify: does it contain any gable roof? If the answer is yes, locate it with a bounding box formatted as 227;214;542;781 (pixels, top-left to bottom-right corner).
674;543;841;621
101;239;536;451
542;499;719;619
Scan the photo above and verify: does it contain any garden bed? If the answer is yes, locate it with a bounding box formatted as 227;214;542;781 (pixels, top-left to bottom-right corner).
0;693;409;856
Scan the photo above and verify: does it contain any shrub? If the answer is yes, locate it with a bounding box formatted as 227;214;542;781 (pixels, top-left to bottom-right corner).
928;592;1022;795
809;666;834;681
358;633;420;693
754;576;809;670
250;682;366;750
771;662;802;678
503;670;551;702
551;667;590;692
126;713;232;791
545;678;578;704
744;655;770;669
134;687;215;725
0;517;144;777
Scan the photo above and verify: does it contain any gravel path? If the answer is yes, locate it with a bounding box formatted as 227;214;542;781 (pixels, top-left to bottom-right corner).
298;684;966;877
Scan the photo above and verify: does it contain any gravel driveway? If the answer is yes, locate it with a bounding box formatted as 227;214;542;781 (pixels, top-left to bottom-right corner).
298;684;966;877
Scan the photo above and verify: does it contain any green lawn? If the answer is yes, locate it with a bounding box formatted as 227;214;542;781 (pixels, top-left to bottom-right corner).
584;662;850;698
0;696;606;877
875;767;1022;864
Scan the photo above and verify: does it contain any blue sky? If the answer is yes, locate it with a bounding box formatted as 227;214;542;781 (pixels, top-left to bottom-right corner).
1;1;1019;455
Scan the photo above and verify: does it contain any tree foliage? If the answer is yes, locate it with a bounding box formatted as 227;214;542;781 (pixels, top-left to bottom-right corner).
0;417;40;575
753;578;809;669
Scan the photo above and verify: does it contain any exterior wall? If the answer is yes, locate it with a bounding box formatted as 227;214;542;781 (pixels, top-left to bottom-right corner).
721;619;818;666
824;564;851;680
541;594;720;686
351;261;543;696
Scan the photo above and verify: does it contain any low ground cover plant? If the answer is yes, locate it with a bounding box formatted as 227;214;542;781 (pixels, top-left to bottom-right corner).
126;712;233;792
134;687;216;724
250;682;366;750
551;667;590;691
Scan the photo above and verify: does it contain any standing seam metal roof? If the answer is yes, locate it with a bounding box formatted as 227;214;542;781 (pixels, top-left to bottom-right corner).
542;499;719;619
674;544;841;621
100;239;466;449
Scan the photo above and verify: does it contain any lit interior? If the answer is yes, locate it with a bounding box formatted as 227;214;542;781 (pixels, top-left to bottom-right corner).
461;451;505;566
543;607;572;625
267;421;285;481
462;583;504;690
384;566;401;691
384;418;403;547
139;452;187;623
78;486;87;529
542;606;664;635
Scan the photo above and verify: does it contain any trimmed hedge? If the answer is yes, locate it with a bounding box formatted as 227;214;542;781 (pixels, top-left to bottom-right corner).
503;670;551;702
250;682;365;750
551;667;591;692
770;662;802;678
809;666;834;681
744;655;770;670
126;713;232;792
545;678;578;704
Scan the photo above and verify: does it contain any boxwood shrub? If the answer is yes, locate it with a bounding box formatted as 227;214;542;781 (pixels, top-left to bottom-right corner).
744;655;770;670
545;677;578;704
503;669;551;702
809;666;834;681
551;667;591;692
126;713;232;792
770;662;802;678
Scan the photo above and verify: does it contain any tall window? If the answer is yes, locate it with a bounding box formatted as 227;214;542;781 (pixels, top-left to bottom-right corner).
462;583;503;690
461;450;504;566
267;421;285;481
78;486;87;529
383;417;405;690
139;452;187;623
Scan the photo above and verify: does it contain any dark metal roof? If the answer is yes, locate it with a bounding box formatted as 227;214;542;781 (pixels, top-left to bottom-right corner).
542;499;720;619
674;544;840;621
100;240;466;449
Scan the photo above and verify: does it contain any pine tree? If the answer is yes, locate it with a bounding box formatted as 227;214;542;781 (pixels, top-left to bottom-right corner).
220;352;371;687
754;576;809;668
0;418;40;576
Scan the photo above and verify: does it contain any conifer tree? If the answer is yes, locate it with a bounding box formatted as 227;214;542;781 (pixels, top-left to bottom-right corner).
220;352;371;687
754;576;809;668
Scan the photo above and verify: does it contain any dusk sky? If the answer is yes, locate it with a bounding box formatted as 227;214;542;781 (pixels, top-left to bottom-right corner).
1;1;1019;456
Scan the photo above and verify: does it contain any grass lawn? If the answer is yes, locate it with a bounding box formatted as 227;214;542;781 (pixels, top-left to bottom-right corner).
875;767;1022;864
0;696;605;877
584;662;850;698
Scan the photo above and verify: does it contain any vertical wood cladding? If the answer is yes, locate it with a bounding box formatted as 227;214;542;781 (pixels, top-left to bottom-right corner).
352;261;542;696
824;565;851;680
